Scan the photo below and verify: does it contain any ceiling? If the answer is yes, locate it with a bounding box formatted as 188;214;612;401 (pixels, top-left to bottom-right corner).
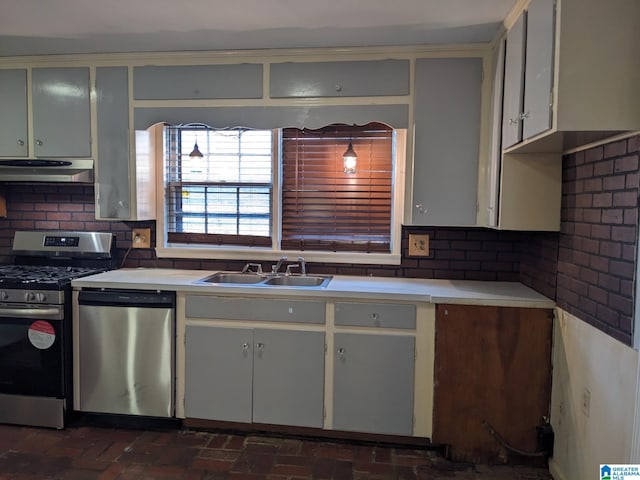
0;0;517;57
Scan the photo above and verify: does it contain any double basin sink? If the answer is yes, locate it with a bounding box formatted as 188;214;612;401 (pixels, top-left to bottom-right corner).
196;272;332;288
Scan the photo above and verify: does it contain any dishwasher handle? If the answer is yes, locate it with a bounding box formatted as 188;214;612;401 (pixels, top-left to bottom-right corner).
78;289;175;308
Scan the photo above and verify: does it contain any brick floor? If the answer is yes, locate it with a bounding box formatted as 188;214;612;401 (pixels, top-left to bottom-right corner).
0;424;553;479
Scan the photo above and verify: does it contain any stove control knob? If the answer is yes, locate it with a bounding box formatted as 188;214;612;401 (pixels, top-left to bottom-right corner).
24;292;35;302
35;292;47;302
0;291;7;300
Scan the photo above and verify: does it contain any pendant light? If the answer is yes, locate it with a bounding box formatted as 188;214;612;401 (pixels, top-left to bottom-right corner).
188;139;203;158
342;141;357;174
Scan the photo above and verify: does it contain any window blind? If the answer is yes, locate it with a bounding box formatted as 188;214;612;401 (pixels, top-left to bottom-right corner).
281;123;393;252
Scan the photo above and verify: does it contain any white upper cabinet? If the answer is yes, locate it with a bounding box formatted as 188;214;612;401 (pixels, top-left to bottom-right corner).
133;64;263;100
480;0;639;231
0;67;91;158
521;0;554;141
501;13;526;150
504;0;640;153
0;69;28;157
32;68;91;157
95;66;155;221
270;60;410;98
410;57;482;226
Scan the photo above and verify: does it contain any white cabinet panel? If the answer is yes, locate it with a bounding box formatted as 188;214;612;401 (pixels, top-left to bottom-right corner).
0;69;28;157
252;329;325;428
185;326;253;423
335;302;416;329
411;57;482;226
185;295;325;324
501;13;526;149
270;60;409;98
32;67;91;157
522;0;555;141
134;64;262;100
185;324;325;428
333;333;415;436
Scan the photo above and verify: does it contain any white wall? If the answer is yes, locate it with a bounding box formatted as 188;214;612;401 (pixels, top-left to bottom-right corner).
549;308;638;480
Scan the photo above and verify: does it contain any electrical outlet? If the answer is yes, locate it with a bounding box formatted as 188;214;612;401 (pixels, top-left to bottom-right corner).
582;388;591;418
132;228;151;249
408;234;429;256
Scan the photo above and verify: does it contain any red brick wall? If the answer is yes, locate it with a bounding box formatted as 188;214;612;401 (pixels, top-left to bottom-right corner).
0;185;524;280
556;135;640;345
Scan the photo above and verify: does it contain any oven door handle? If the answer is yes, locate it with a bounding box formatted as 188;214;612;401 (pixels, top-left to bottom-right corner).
0;306;63;320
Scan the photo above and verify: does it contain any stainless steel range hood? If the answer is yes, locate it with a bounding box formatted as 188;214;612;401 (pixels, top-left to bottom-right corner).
0;159;94;183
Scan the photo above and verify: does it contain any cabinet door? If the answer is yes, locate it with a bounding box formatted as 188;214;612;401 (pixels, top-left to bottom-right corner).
270;60;410;98
32;68;91;157
0;69;28;157
133;64;263;100
486;38;506;227
522;0;555;140
501;12;526;149
433;304;553;463
412;58;482;226
333;333;415;436
185;325;253;423
252;329;325;428
96;67;131;219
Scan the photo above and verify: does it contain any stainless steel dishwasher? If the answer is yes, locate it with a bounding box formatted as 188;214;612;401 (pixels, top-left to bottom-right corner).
76;289;175;417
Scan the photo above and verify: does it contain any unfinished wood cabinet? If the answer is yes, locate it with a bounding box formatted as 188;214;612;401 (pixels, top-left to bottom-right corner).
433;304;553;463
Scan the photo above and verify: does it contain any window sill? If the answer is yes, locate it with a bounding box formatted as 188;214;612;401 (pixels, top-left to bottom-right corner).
155;245;401;266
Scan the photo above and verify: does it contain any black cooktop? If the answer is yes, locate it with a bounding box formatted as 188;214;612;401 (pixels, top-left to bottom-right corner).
0;265;106;288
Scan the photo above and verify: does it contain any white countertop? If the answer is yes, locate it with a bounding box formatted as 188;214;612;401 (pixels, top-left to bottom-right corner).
71;268;555;308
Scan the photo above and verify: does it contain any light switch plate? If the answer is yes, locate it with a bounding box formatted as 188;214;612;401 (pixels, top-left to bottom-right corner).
408;234;429;256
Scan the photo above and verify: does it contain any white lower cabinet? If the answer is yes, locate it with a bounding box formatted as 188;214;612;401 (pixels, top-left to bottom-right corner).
185;325;325;428
181;295;430;438
333;332;415;436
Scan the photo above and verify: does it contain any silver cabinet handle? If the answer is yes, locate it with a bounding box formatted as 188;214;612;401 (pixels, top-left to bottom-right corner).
36;139;43;146
371;313;379;320
337;347;345;356
0;306;63;319
508;118;519;125
335;84;342;92
520;111;530;120
415;203;427;214
255;342;264;350
17;139;24;146
242;343;249;350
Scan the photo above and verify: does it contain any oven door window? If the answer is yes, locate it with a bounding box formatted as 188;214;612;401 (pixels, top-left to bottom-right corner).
0;317;64;397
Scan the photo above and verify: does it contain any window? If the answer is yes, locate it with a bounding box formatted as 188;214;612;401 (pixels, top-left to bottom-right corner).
281;124;393;253
159;122;404;263
165;126;273;247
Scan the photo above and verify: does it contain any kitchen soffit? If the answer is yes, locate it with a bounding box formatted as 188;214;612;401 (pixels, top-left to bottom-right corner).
0;0;517;57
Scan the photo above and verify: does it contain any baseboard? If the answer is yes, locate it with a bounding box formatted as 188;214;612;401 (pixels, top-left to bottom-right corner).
548;458;568;480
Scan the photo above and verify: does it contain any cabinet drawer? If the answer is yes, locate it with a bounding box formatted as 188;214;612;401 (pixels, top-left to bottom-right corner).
335;302;415;329
270;60;409;98
185;295;325;324
133;64;263;100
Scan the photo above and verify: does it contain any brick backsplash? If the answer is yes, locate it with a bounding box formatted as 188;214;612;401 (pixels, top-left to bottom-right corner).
0;184;526;281
556;135;640;345
519;232;559;301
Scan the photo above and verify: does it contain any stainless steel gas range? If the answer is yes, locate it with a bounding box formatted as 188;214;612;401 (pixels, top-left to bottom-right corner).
0;231;115;429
